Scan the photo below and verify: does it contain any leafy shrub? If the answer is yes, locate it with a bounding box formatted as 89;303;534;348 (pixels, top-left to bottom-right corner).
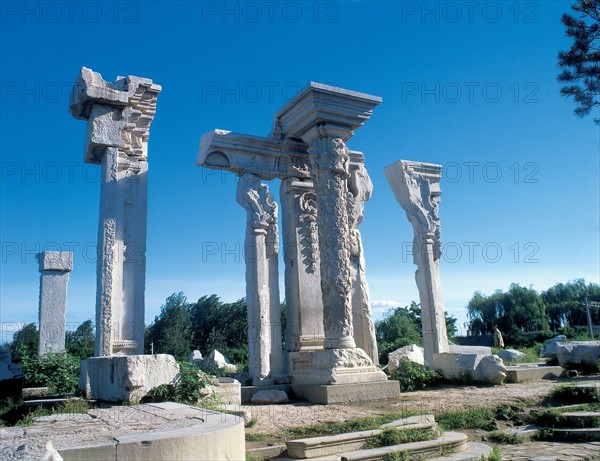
390;361;441;391
20;353;80;394
365;428;436;448
146;362;219;406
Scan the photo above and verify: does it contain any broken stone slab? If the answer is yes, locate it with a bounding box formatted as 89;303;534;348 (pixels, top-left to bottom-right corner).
556;341;600;369
79;354;179;403
251;389;289;404
387;344;424;373
448;345;492;355
433;353;507;385
212;377;241;405
203;349;237;372
497;348;527;362
0;347;22;380
189;350;203;363
542;335;568;359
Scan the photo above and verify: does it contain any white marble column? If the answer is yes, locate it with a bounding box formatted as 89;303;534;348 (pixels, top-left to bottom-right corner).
70;67;160;357
303;125;356;350
237;173;282;385
37;251;73;356
385;160;449;366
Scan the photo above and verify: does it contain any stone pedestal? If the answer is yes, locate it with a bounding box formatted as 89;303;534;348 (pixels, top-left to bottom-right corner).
79;354;179;403
70;67;161;357
37;251;73;356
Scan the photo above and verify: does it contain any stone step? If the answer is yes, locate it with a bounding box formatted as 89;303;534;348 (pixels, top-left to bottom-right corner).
562;411;600;428
428;442;493;461
551;427;600;442
286;415;437;459
337;431;468;461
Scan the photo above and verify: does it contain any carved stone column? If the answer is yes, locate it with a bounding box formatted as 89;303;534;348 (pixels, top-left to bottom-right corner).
70;67;161;356
348;163;379;364
237;173;282;385
385;160;449;366
304;125;355;350
37;251;73;356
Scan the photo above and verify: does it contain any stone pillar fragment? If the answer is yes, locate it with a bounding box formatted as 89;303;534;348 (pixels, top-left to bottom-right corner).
347;163;379;364
237;173;282;385
37;251;73;356
384;160;449;366
70;67;161;356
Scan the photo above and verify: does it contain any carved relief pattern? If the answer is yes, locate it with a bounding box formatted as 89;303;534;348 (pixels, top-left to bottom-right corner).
308;136;353;342
119;83;160;161
403;164;442;261
347;164;373;257
298;192;319;272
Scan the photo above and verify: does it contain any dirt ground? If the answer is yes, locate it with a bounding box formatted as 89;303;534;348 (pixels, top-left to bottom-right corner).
243;376;600;460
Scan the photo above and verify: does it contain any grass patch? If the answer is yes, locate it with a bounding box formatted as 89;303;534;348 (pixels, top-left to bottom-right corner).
16;406;52;426
382;451;410;461
492;346;541;364
245;433;267;442
530;409;567;428
550;384;600;404
245;454;265;461
365;428;437;448
487;430;525;444
282;411;421;439
486;446;503;461
437;407;496;431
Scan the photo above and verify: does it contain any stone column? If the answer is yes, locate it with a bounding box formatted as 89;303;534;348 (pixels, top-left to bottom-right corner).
347;163;379;364
236;173;282;385
303;125;356;350
384;160;449;366
37;251;73;356
69;67;161;357
280;178;325;354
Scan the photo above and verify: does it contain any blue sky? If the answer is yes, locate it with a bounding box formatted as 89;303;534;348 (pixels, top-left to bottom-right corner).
1;1;598;343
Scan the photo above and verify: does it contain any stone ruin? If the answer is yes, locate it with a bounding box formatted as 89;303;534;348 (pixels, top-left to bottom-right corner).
69;68;179;402
198;83;398;402
385;160;506;384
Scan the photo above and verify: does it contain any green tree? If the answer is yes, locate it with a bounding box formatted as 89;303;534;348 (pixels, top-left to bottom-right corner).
467;284;548;335
145;292;193;360
65;320;95;360
10;323;39;362
542;279;600;329
558;0;600;124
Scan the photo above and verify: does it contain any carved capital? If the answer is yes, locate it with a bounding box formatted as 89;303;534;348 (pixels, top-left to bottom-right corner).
236;173;278;241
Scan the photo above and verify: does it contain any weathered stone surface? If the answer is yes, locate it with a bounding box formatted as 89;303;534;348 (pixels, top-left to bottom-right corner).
251;389;289;404
41;441;63;461
387;344;425;373
556;341;600;368
37;252;72;356
385;160;449;367
542;335;568;359
79;354;179;402
433;352;507;384
448;345;492;355
212;377;241;405
189;350;203;363
498;348;526;362
203;349;237;372
70;67;161;357
237;173;282;385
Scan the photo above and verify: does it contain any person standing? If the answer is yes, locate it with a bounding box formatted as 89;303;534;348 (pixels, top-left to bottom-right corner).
493;324;504;349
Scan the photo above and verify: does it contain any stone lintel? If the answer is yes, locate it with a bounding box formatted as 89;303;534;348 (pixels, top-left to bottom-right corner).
198;129;366;180
384;159;442;212
37;251;73;272
272;82;382;141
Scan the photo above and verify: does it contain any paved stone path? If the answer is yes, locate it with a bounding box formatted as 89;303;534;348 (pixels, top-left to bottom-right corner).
501;441;600;460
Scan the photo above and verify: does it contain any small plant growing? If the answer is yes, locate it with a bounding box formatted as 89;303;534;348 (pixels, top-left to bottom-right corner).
389;361;441;391
550;384;600;404
382;451;410;461
245;433;267;442
365;427;436;448
485;446;502;461
487;430;525;444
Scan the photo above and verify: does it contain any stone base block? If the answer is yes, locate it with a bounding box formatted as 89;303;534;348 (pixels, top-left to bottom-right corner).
505;364;564;383
79;354;179;403
291;380;400;404
289;348;388;385
241;384;291;403
433;352;507;385
213;377;241;405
